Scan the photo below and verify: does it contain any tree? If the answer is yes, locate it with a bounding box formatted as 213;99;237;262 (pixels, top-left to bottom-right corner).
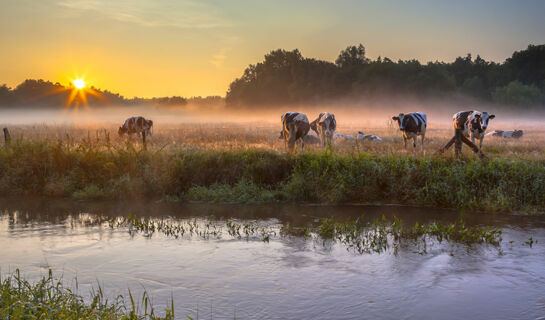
492;80;543;106
335;44;369;68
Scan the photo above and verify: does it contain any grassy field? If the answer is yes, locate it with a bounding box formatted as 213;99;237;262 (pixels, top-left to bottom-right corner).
4;121;545;158
0;122;544;213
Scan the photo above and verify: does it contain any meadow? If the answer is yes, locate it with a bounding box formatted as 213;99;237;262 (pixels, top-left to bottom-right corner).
1;121;544;213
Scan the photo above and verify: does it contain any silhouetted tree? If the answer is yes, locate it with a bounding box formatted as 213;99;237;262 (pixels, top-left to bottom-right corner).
225;44;545;108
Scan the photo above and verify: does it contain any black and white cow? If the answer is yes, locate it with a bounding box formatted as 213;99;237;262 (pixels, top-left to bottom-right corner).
391;112;427;152
118;116;153;138
357;131;382;142
334;133;355;140
486;130;523;139
280;112;310;151
453;110;495;151
310;112;336;147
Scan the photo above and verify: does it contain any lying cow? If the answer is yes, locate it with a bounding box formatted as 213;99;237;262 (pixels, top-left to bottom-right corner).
392;112;427;152
118;116;153;138
310;112;336;147
280;112;310;151
453;110;495;151
334;133;355;140
357;131;382;142
486;130;523;139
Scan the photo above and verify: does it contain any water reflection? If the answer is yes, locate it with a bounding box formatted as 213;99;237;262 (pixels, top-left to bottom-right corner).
1;197;544;319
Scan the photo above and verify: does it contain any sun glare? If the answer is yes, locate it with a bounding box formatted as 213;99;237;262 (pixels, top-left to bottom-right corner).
73;78;85;89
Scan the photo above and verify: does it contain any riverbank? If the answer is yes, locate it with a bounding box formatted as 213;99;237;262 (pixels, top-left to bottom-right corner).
1;140;544;213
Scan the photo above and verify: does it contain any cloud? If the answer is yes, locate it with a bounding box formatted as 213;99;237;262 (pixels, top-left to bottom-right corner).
57;0;233;29
209;47;232;68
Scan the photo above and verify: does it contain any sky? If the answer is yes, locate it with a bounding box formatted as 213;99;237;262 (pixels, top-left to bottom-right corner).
1;0;544;98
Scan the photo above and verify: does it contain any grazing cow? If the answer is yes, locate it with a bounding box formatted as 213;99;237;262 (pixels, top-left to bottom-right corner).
453;110;495;151
310;112;337;147
118;116;153;138
486;130;523;139
391;112;427;152
280;112;310;151
357;131;382;142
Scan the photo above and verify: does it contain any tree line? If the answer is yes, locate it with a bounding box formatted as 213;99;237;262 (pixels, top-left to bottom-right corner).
226;44;545;108
0;79;222;109
2;44;544;109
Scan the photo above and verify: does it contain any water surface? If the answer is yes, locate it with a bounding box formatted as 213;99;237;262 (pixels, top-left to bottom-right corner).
1;198;544;319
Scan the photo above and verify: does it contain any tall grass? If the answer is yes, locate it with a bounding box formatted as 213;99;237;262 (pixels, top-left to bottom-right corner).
1;125;545;213
0;269;174;319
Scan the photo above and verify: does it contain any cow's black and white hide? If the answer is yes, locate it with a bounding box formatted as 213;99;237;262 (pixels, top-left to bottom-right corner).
453;110;495;151
303;134;321;145
281;112;310;151
486;130;523;139
357;131;382;142
118;116;153;138
333;133;355;140
310;112;337;147
391;112;427;152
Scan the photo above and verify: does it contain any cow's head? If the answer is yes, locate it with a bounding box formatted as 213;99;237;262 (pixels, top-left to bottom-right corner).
118;126;127;137
474;112;495;131
320;114;335;137
392;113;406;131
310;120;318;134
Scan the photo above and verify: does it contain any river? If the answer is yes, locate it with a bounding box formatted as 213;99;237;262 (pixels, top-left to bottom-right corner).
1;198;544;319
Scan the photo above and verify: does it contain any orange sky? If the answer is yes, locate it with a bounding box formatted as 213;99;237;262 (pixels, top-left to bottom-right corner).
1;0;544;98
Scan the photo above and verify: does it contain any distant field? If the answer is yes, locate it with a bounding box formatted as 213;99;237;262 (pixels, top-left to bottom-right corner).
0;121;543;159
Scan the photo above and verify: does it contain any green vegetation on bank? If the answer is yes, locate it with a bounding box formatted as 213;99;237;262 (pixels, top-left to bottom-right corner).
1;140;545;213
0;270;174;320
113;215;503;255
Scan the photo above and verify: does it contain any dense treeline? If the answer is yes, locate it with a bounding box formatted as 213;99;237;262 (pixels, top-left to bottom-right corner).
226;44;545;107
0;79;223;109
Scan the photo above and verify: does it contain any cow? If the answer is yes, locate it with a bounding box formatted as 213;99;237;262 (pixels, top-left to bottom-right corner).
486;130;523;139
334;133;355;140
391;112;427;152
118;116;153;138
357;131;382;142
280;112;310;151
453;110;495;151
310;112;336;147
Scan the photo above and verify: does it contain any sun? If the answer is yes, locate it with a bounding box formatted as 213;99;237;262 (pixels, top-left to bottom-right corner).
73;78;85;89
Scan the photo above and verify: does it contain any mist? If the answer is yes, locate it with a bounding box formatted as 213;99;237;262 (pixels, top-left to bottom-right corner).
1;96;543;135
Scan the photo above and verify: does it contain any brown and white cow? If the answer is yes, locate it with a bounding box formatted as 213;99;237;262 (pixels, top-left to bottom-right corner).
453;110;495;151
280;112;310;151
310;112;336;147
118;116;153;138
392;112;427;152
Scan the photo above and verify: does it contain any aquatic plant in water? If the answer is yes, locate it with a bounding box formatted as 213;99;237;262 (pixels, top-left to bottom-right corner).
110;215;503;255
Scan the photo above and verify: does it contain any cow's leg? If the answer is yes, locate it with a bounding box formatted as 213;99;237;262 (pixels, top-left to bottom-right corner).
413;136;417;153
322;132;326;147
403;137;407;149
479;137;483;151
421;134;425;153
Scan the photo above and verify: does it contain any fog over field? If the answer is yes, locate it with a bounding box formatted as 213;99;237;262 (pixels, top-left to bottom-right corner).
1;99;543;131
